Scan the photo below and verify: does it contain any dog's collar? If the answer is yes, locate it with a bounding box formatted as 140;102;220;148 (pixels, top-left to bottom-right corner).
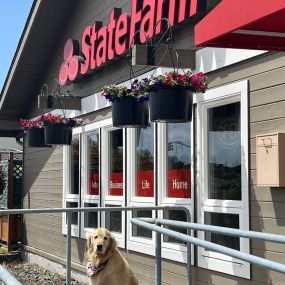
87;260;109;277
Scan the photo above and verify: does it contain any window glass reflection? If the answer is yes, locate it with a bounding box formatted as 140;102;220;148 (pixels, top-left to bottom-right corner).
167;123;191;198
132;210;152;239
205;212;240;250
84;203;98;228
71;136;79;195
105;205;122;233
88;133;99;195
136;124;154;197
208;102;241;200
163;210;187;245
109;130;123;196
66;202;78;225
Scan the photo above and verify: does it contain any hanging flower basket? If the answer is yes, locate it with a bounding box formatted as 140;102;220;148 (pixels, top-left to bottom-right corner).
149;88;193;122
138;71;208;123
21;115;83;146
27;128;49;148
44;125;72;145
101;82;149;128
20;119;49;148
112;97;149;128
41;114;83;145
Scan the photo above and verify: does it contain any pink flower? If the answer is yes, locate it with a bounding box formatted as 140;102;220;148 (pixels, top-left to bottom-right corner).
177;74;186;83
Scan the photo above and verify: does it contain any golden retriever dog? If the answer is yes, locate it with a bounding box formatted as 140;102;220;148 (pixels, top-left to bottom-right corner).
87;228;139;285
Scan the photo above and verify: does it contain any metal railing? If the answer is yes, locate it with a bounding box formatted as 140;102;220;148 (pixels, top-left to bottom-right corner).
131;218;285;285
0;265;22;285
0;206;190;285
2;207;285;285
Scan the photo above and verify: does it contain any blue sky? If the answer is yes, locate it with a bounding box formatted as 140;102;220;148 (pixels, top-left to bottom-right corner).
0;0;33;93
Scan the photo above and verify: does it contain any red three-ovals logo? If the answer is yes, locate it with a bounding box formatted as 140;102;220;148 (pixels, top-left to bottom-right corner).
58;39;80;86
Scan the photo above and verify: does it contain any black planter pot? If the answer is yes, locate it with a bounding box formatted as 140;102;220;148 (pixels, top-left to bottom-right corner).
27;128;49;148
44;125;72;145
149;88;193;123
112;97;149;128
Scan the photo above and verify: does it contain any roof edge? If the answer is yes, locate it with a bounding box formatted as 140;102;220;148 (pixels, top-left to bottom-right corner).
0;0;42;110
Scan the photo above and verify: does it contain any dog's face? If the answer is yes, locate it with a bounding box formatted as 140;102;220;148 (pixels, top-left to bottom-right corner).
87;228;116;256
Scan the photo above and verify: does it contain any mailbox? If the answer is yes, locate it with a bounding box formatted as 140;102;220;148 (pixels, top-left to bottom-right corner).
256;133;285;187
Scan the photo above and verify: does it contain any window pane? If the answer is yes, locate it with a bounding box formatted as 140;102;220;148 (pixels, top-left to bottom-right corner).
167;123;191;198
66;202;78;225
84;203;98;229
136;124;154;197
105;205;122;233
109;130;123;196
163;210;187;245
208;102;241;200
205;212;240;250
71;136;80;195
88;133;99;195
132;210;152;239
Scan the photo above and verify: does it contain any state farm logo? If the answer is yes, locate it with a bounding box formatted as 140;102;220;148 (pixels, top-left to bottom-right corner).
58;0;206;86
58;39;82;86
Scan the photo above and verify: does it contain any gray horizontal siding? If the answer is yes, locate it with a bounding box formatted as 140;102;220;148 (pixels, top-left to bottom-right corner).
23;144;89;267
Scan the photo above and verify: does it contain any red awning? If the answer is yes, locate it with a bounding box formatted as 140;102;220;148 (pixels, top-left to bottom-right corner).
195;0;285;51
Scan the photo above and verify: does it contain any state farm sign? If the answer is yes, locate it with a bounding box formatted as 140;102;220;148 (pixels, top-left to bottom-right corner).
59;0;205;86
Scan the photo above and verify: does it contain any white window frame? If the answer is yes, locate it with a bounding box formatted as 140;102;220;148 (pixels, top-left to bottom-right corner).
62;127;83;236
157;122;194;263
80;122;102;238
127;127;156;255
101;120;125;248
196;80;250;278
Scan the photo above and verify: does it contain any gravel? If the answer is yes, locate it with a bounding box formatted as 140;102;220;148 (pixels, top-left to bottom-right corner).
0;260;86;285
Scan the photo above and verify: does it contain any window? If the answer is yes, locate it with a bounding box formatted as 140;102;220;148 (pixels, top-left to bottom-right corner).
108;129;124;197
127;124;156;255
63;133;81;236
167;123;191;199
63;117;193;264
136;127;154;198
83;203;98;229
101;125;125;247
80;126;101;238
126;121;193;261
157;122;192;262
87;133;100;196
197;80;249;278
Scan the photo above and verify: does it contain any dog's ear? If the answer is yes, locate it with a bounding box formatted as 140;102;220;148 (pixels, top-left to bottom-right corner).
109;232;117;254
87;234;93;255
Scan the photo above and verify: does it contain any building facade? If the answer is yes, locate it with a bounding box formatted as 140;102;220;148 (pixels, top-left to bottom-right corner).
1;0;285;284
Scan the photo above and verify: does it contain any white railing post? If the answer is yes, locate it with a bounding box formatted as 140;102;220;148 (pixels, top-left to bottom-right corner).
66;212;72;285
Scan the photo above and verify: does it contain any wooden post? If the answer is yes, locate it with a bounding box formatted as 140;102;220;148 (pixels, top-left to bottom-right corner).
7;152;14;252
8;152;14;209
0;154;2;242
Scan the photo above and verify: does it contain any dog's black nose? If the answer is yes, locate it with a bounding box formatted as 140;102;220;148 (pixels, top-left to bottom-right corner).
97;244;103;252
